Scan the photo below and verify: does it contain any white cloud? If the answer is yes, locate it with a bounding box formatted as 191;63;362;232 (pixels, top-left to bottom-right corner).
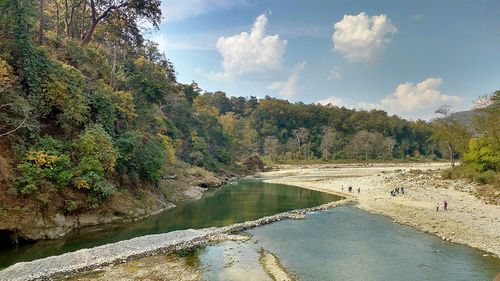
356;78;461;119
215;12;287;76
327;66;341;80
152;33;213;52
267;62;306;99
163;0;248;22
317;96;345;107
333;13;397;63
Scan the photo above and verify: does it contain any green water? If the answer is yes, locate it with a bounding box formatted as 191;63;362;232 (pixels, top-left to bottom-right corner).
199;206;500;281
0;180;340;269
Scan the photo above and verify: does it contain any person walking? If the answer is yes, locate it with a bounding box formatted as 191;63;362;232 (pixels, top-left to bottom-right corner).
436;203;439;211
357;188;360;194
444;200;448;211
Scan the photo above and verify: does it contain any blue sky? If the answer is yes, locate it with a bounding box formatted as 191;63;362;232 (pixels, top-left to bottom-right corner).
150;0;500;120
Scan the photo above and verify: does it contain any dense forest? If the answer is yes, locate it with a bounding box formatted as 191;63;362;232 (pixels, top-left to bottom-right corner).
0;0;498;220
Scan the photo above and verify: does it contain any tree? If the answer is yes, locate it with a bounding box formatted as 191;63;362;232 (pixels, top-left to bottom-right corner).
292;127;311;159
431;106;470;167
264;136;280;161
0;59;31;137
81;0;161;45
319;127;344;160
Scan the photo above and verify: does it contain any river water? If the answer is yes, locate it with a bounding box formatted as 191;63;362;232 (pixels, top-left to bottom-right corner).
0;180;340;268
199;206;500;281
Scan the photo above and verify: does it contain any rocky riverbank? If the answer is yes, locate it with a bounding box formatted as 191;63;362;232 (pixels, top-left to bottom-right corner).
262;162;500;258
0;198;352;281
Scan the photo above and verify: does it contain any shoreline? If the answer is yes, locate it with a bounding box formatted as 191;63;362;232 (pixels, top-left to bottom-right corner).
261;162;500;258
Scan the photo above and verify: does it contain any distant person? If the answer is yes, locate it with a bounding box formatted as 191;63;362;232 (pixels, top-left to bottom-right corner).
348;186;352;192
436;203;439;211
357;188;360;194
342;187;344;191
401;187;404;194
444;200;448;211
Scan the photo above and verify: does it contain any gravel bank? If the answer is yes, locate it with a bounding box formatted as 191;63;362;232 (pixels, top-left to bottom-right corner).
0;198;352;281
262;162;500;258
259;249;295;281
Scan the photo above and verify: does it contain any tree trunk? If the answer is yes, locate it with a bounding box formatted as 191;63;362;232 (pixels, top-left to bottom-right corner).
37;0;45;45
447;143;455;167
81;21;96;45
56;1;61;36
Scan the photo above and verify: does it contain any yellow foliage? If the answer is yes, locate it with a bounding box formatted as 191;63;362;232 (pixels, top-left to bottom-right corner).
193;95;219;117
27;150;59;167
111;90;137;120
219;112;237;137
0;59;14;90
73;178;90;190
157;133;176;165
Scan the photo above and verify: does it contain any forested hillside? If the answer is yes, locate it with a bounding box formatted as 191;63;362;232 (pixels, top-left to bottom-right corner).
0;0;498;241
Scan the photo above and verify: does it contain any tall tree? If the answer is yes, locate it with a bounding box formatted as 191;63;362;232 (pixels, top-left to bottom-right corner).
81;0;161;45
431;106;470;167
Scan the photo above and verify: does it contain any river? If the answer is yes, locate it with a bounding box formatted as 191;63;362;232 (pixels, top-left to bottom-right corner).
0;180;340;269
199;206;500;281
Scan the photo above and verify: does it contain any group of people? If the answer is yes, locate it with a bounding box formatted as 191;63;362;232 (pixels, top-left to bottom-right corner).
436;200;448;211
390;186;404;196
344;186;361;194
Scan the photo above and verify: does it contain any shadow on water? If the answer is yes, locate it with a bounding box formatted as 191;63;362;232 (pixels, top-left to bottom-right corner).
198;206;500;281
0;180;340;269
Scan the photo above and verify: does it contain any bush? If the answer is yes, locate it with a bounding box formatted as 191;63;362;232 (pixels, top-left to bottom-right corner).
64;200;78;213
134;138;166;181
477;170;496;184
15;138;73;194
75;124;118;172
74;156;116;201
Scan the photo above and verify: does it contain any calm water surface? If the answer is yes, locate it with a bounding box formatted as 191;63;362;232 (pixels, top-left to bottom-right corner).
199;206;500;281
0;180;340;268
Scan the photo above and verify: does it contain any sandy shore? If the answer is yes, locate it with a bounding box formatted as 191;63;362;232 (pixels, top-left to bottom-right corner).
262;162;500;258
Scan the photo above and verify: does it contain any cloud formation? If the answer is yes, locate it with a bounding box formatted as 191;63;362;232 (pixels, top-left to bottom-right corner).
268;62;306;99
216;13;287;76
357;78;461;119
333;13;397;63
317;96;345;107
327;66;341;80
163;0;248;22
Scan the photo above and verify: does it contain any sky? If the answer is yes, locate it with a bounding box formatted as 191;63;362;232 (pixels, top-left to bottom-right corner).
149;0;500;120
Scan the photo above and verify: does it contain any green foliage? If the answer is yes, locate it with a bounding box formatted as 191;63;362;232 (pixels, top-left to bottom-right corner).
15;138;73;194
477;170;496;184
75;124;118;172
64;200;78;213
463;138;500;172
134;138;166;181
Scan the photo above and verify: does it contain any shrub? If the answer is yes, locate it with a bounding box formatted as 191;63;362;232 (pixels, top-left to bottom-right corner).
477;170;496;184
75;124;118;172
134;138;166;181
64;200;78;213
74;156;116;201
15;138;73;194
